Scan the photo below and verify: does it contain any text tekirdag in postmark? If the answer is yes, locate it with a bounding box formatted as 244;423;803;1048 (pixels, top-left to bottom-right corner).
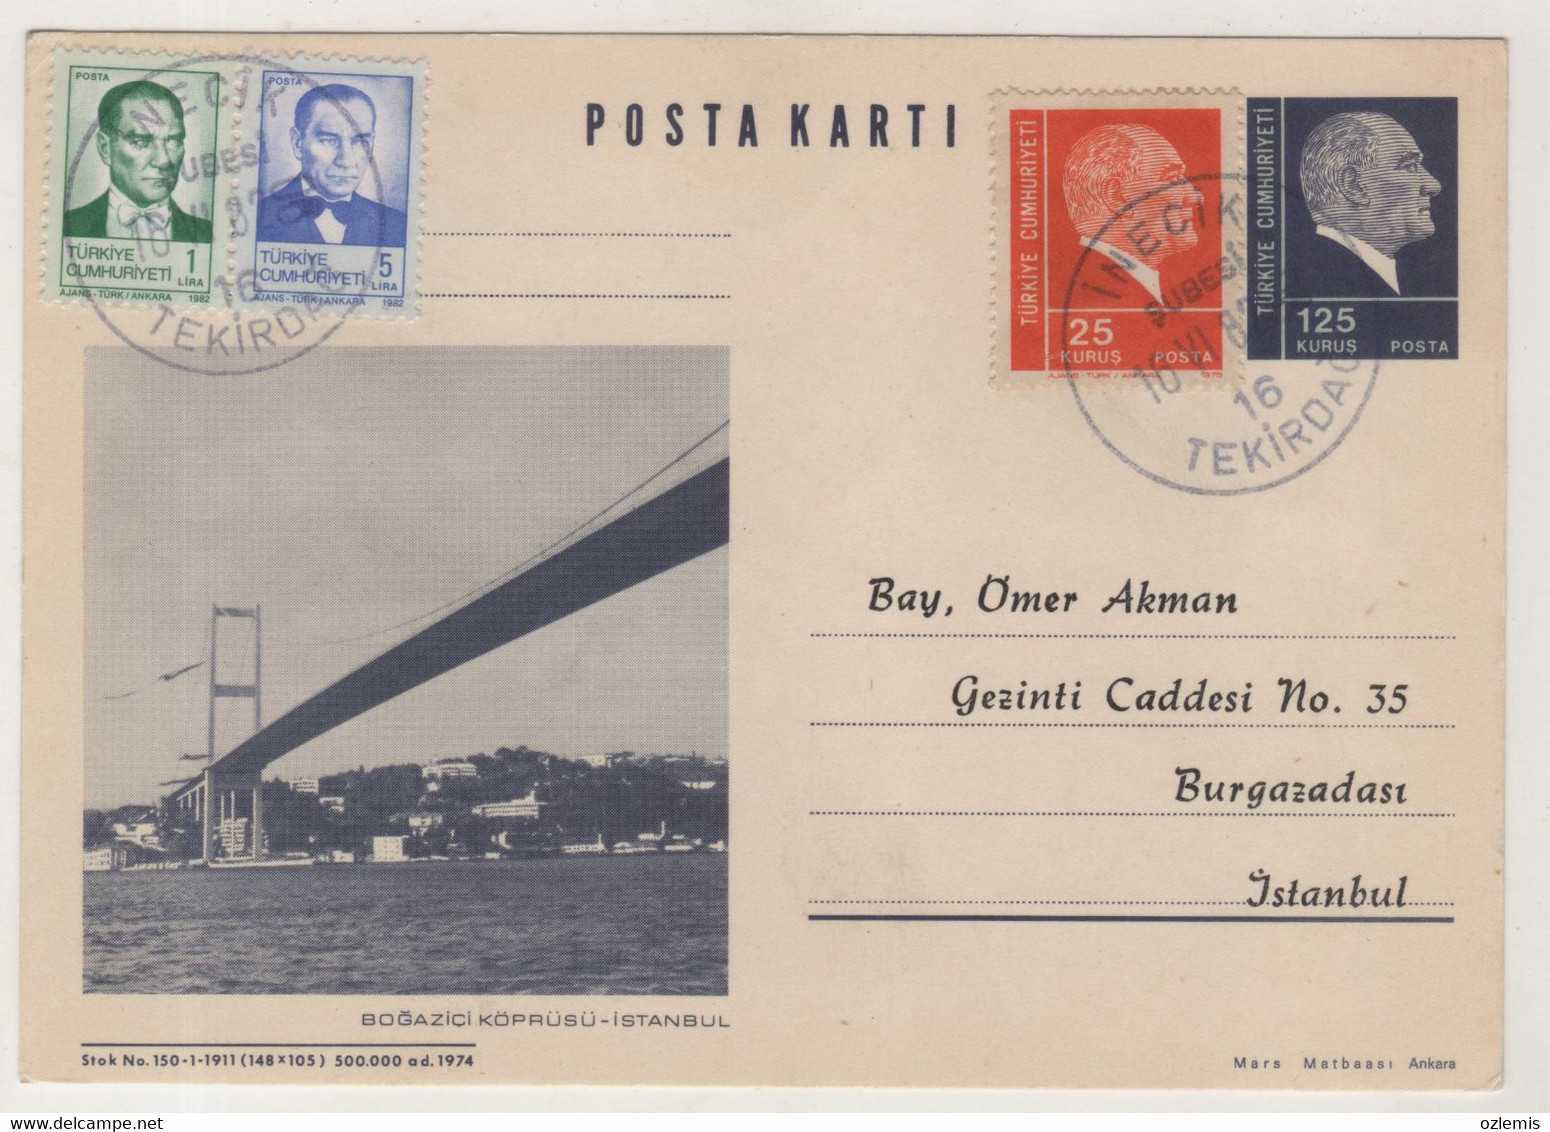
44;47;425;322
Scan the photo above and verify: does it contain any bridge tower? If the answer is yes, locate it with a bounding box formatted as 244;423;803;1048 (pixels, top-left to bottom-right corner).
198;605;263;863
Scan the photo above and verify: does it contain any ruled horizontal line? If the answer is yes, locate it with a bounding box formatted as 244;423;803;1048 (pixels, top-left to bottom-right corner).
423;230;731;238
810;721;1455;730
809;633;1456;640
813;899;1246;906
808;899;1457;907
421;292;730;300
808;810;1456;818
809;914;1453;924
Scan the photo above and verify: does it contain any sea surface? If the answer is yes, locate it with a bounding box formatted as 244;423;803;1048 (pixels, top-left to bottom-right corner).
84;855;727;995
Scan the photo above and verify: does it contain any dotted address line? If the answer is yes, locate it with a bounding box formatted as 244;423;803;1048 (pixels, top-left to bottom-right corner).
810;632;1456;640
422;292;730;300
424;230;731;238
810;721;1455;730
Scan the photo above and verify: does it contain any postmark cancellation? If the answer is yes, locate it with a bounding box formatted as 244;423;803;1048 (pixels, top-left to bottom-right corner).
989;88;1466;494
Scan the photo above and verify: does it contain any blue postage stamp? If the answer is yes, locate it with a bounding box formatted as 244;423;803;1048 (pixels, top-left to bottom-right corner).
44;48;426;319
1246;97;1458;361
251;66;420;313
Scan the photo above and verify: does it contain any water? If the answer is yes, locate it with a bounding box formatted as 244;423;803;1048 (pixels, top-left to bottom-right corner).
84;855;726;995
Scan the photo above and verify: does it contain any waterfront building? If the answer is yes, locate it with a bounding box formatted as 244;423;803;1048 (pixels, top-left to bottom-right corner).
83;845;122;871
111;820;163;849
319;795;346;814
472;790;543;819
84;842;168;871
371;835;408;862
679;779;719;791
407;812;445;833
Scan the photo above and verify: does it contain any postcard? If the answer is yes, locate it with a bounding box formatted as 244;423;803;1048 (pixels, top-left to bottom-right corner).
20;32;1505;1089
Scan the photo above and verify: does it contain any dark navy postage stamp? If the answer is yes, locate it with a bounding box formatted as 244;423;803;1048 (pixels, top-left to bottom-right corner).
1246;97;1458;361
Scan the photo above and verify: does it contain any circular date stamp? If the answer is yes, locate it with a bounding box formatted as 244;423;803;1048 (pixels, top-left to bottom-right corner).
1061;169;1379;495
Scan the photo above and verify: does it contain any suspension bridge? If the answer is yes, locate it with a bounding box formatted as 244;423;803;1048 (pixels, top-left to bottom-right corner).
164;445;729;863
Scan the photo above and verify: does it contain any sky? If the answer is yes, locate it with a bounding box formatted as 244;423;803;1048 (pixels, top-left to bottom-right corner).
83;344;728;809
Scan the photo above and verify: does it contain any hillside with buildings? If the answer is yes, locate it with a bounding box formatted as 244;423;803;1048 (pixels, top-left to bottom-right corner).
84;747;727;867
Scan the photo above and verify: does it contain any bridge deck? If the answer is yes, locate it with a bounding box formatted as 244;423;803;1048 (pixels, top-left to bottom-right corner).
183;456;728;786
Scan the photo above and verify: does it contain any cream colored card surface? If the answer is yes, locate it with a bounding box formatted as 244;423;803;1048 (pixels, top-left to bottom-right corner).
22;33;1505;1089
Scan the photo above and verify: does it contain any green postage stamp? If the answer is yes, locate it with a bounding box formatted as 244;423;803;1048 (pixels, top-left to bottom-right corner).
44;47;426;317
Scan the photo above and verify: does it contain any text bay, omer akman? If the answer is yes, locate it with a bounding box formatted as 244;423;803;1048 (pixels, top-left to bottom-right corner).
867;575;1236;619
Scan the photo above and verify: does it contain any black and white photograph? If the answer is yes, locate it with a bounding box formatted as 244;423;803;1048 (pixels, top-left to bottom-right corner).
81;345;729;996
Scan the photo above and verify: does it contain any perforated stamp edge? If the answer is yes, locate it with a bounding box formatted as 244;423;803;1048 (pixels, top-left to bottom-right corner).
40;44;428;323
987;87;1247;394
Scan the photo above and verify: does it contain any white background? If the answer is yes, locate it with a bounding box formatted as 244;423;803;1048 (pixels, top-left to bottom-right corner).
2;0;1546;1121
